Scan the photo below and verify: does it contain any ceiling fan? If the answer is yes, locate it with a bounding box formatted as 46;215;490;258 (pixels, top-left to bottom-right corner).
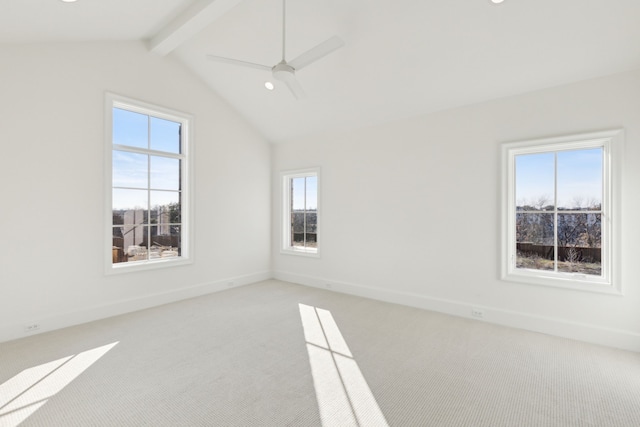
207;0;345;99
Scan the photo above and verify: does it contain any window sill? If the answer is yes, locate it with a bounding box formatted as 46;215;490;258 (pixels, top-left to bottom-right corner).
106;257;192;275
502;270;622;295
281;247;320;258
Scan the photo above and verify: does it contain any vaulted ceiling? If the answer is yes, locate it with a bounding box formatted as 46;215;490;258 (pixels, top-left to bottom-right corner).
3;0;640;142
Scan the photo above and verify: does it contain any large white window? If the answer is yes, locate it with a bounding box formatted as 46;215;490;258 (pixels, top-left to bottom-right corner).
501;130;622;293
281;168;320;256
105;93;192;273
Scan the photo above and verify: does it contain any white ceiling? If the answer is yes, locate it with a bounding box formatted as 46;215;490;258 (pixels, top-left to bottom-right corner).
3;0;640;143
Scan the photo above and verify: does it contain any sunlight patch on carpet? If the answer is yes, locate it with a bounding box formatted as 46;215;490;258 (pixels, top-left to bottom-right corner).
0;342;119;427
299;304;388;427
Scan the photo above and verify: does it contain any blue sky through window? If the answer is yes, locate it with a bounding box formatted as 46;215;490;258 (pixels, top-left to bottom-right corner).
113;108;147;149
515;148;602;209
151;117;181;154
112;108;181;210
292;176;317;210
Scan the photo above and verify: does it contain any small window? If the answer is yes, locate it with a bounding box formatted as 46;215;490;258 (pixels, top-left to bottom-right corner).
105;93;192;273
282;169;320;256
501;130;622;293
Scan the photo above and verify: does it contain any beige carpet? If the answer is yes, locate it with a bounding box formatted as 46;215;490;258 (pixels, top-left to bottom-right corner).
1;279;640;426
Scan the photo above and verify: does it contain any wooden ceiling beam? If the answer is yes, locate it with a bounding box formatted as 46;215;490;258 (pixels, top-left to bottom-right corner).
149;0;245;56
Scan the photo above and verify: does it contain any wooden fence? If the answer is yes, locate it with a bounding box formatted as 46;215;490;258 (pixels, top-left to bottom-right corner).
517;243;601;262
293;232;317;243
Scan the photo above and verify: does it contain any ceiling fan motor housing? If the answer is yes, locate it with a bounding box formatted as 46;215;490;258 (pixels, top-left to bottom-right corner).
272;62;295;81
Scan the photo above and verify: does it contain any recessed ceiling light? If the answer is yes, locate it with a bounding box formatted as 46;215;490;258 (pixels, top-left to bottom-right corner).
60;0;79;3
264;82;274;91
490;0;505;4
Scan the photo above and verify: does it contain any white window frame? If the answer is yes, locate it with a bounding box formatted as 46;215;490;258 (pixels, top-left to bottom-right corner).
281;168;321;257
104;93;193;274
501;129;623;294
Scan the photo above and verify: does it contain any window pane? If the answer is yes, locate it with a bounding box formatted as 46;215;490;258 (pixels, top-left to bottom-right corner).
150;191;181;224
516;212;554;271
113;225;148;263
150;225;181;258
305;176;317;210
292;212;305;233
113;108;148;149
516;213;554;245
306;212;317;233
150;156;180;190
557;213;601;275
150;117;181;154
557;148;602;210
515;152;554;210
291;177;306;210
292;210;305;247
305;233;317;247
306;212;317;248
113;151;148;188
557;213;600;247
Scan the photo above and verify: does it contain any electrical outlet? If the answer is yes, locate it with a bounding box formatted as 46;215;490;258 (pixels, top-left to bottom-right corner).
24;323;40;333
471;308;484;319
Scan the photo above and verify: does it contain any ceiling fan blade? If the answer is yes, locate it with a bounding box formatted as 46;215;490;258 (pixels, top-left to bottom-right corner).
288;35;345;71
206;55;272;71
280;72;306;99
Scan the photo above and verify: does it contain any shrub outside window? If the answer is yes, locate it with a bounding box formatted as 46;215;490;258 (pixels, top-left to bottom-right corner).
501;130;622;293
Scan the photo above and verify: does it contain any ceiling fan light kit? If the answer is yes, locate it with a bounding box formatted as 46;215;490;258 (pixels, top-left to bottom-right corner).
207;0;344;99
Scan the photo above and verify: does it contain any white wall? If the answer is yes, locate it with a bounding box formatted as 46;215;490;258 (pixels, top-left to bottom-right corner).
2;40;638;352
0;41;271;342
272;69;640;351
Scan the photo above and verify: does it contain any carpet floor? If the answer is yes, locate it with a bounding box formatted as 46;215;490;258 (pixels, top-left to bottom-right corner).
1;279;640;426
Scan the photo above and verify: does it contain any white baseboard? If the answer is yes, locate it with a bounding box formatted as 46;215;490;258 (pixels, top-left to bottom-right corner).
0;271;271;344
6;269;639;353
274;270;640;353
